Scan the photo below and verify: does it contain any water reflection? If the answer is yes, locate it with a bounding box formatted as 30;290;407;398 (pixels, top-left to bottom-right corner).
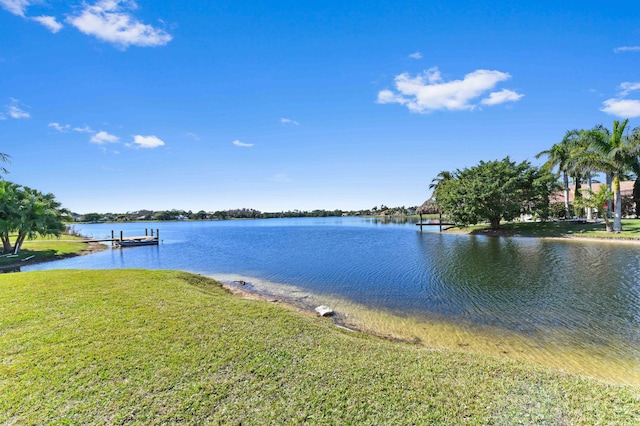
414;233;640;382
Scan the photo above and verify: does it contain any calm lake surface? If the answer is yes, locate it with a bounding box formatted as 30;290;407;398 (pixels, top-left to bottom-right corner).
25;217;640;384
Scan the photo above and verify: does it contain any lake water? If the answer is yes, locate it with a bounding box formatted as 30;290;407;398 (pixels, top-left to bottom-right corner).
25;217;640;385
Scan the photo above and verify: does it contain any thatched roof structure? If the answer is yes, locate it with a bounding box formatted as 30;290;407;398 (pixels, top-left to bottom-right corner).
416;199;440;215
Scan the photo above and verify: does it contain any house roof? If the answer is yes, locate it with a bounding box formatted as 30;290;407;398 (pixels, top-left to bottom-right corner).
550;181;635;203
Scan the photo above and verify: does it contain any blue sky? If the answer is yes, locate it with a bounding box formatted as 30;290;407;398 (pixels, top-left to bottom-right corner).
1;0;639;213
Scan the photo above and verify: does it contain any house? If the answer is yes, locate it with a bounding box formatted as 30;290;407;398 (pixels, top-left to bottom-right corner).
550;181;635;203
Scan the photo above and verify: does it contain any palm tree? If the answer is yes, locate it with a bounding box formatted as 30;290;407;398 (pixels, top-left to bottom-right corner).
587;119;640;232
0;182;67;254
574;185;614;231
0;181;19;252
567;128;608;220
536;132;576;218
0;153;10;176
428;170;453;200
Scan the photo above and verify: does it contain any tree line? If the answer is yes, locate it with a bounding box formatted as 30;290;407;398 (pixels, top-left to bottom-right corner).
429;119;640;232
76;206;420;223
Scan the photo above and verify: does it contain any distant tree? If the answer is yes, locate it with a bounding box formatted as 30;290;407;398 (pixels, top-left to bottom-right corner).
436;158;557;230
82;213;102;222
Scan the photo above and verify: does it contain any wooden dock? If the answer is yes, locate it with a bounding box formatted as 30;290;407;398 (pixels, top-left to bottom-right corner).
416;220;455;232
86;229;160;246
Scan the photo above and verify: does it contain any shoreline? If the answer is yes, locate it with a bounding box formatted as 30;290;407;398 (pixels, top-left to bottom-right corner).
13;229;640;385
0;241;108;272
443;225;640;244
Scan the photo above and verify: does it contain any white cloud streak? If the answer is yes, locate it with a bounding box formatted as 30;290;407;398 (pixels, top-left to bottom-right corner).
619;82;640;97
73;125;94;133
32;15;63;33
233;140;254;147
67;0;172;48
8;105;29;119
90;130;120;144
0;0;30;16
377;67;523;113
280;118;299;126
133;134;165;148
614;46;640;53
6;98;30;119
1;1;64;33
408;51;422;59
481;89;524;106
601;82;640;118
48;122;71;132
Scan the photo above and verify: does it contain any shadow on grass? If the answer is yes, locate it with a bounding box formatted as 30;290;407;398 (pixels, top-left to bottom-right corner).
0;249;59;272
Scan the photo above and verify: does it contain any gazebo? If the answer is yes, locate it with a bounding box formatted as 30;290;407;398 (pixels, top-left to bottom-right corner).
416;199;450;231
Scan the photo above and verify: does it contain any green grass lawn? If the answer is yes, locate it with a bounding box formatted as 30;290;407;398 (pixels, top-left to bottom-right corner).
1;270;638;424
449;218;640;240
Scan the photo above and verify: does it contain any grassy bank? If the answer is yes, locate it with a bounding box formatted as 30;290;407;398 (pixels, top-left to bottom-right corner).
1;270;638;424
447;218;640;241
0;234;101;270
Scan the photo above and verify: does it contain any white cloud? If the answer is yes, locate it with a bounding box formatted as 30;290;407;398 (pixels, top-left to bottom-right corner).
48;122;71;132
0;0;30;16
619;82;640;97
481;89;524;106
408;52;422;59
280;117;299;126
90;130;120;144
6;98;30;119
133;134;165;148
32;15;63;33
186;132;200;140
601;82;640;118
73;125;94;133
232;139;253;147
1;1;63;33
67;0;172;48
601;99;640;118
377;67;522;113
614;46;640;53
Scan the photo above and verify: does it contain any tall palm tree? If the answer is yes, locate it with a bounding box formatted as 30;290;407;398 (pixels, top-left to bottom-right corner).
536;131;576;218
587;119;640;232
629;127;640;218
567;128;607;220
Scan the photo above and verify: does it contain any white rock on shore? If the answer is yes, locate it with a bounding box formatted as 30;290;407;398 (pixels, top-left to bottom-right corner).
315;305;334;317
